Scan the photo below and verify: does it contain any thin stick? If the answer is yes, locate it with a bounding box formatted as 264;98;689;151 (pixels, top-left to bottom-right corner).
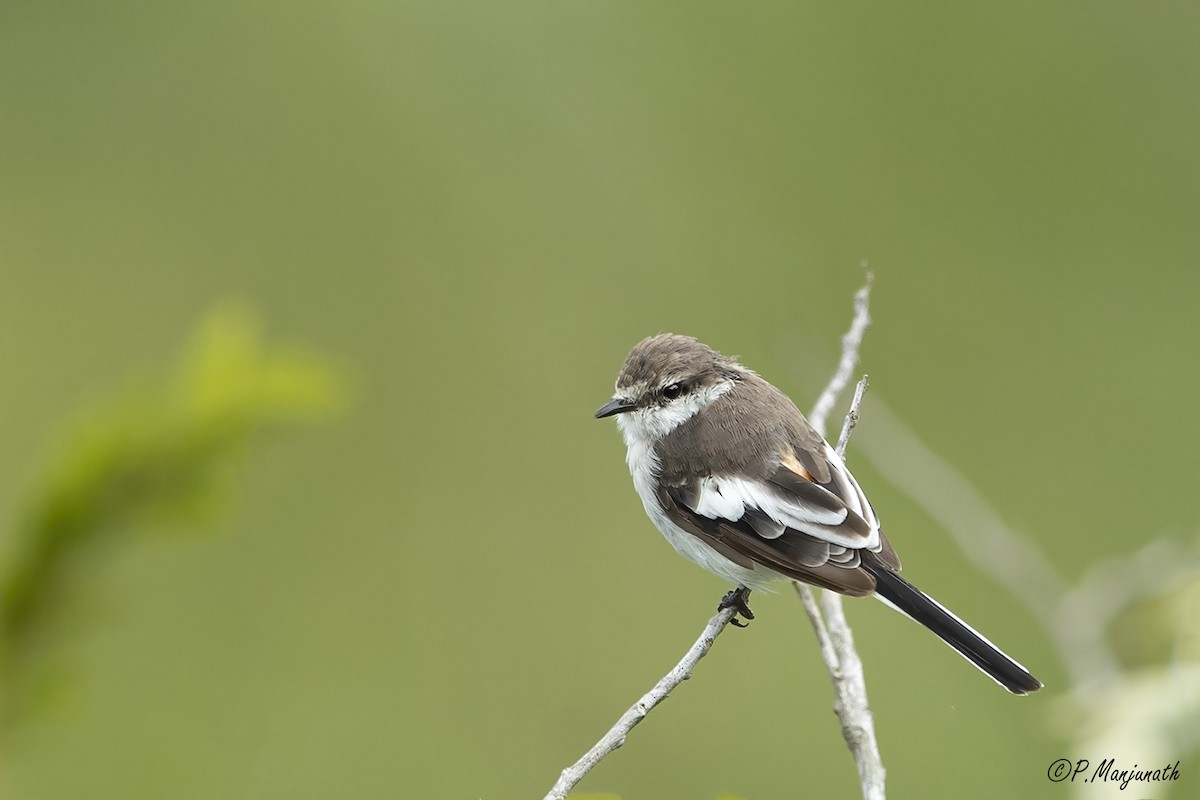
798;374;885;800
809;270;872;435
797;268;886;800
543;607;738;800
820;581;885;800
796;582;838;673
543;273;880;799
851;394;1200;693
835;377;870;456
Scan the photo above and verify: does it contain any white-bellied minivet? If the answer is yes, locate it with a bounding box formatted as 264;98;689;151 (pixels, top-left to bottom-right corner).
596;333;1042;694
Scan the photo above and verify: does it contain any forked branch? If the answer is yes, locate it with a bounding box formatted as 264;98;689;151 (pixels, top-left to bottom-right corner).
544;273;882;799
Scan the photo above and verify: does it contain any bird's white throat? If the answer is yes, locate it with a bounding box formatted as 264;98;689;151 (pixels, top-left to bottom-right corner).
614;378;734;448
612;379;774;590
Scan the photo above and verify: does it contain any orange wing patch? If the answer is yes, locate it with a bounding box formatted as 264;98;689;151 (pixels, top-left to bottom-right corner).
779;449;814;481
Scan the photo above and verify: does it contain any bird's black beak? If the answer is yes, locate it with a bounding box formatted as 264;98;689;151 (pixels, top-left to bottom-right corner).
595;398;638;419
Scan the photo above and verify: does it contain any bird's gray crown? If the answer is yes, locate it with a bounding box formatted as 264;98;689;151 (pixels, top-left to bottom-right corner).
616;333;743;397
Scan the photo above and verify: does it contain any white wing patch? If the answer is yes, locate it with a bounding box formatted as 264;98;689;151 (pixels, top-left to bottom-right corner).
822;441;879;530
706;476;847;527
691;460;881;551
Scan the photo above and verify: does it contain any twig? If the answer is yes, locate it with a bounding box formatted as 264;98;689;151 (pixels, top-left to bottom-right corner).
819;579;885;800
1067;538;1197;637
809;270;873;435
543;607;738;800
845;398;1066;636
828;319;1200;791
853;398;1200;693
544;274;880;799
848;397;1095;687
798;375;885;800
835;377;870;456
796;582;838;671
795;269;886;800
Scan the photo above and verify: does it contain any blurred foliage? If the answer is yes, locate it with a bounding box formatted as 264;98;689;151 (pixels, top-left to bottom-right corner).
0;303;344;724
1062;666;1200;799
1;1;1197;798
1057;571;1200;799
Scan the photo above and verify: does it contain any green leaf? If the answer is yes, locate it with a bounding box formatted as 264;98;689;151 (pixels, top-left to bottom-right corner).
0;302;346;722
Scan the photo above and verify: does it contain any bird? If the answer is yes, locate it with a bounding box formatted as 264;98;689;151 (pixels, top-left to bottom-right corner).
595;333;1042;694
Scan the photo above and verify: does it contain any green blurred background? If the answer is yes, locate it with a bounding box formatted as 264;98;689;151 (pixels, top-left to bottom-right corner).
2;1;1198;798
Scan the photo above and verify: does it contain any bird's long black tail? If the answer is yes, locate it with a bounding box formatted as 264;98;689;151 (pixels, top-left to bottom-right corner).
866;565;1042;695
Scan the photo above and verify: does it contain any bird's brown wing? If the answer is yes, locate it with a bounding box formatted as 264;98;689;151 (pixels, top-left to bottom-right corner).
658;482;884;597
657;428;902;595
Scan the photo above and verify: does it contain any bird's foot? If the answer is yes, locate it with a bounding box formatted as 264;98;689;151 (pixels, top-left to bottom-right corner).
718;586;755;627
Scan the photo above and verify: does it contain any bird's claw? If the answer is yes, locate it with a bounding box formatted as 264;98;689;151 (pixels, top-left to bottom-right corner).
718;586;755;627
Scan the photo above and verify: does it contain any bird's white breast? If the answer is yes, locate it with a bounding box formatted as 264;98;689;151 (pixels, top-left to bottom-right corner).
617;408;779;591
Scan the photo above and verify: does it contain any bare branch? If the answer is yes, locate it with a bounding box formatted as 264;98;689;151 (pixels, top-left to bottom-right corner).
1070;538;1199;626
820;588;885;800
850;389;1200;695
849;398;1066;616
801;374;886;800
809;269;872;434
544;274;882;799
543;607;739;800
795;583;838;673
842;390;1200;780
835;377;870;457
847;398;1105;686
798;272;886;800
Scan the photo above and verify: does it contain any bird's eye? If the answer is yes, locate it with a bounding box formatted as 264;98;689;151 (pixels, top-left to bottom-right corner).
661;383;685;400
